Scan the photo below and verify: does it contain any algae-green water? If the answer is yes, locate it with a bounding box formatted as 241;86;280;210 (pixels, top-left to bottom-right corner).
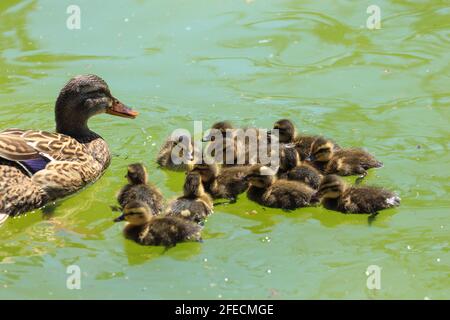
0;0;449;299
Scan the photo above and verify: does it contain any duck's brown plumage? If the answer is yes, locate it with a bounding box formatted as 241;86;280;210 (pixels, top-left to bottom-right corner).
246;165;316;210
318;175;400;214
116;201;202;247
310;137;383;176
117;163;164;215
0;75;137;223
278;144;322;190
166;171;213;223
190;163;250;202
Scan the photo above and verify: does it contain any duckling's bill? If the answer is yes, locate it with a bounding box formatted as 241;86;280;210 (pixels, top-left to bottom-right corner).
113;213;126;222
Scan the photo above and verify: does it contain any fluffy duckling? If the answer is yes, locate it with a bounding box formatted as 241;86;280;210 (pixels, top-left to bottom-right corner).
203;121;270;166
309;137;383;179
156;134;194;171
270;119;319;160
278;145;322;190
166;171;213;223
114;201;202;247
245;165;317;210
190;163;250;203
117;163;164;215
317;175;400;214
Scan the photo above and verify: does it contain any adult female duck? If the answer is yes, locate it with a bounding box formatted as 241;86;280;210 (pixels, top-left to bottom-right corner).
0;74;138;224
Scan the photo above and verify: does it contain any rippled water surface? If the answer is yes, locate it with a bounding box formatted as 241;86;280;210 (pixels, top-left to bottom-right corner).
0;0;449;299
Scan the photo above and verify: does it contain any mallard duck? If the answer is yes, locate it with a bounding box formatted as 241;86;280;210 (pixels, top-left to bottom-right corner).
308;137;383;179
166;171;213;223
114;200;202;247
190;162;250;203
278;145;322;190
245;165;317;210
156;133;194;171
116;163;164;215
316;175;400;214
0;74;138;224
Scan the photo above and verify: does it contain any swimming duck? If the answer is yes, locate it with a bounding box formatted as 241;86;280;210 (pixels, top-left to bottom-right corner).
278;145;322;190
269;119;319;161
0;74;137;224
245;165;317;210
114;200;202;247
190;162;250;203
156;133;194;171
116;163;164;215
316;175;400;214
308;137;383;179
166;171;213;223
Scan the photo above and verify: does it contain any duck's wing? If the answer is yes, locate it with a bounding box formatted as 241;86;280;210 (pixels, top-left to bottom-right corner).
0;129;86;162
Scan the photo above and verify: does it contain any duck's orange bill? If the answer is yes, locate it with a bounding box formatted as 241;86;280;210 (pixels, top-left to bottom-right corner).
107;98;139;119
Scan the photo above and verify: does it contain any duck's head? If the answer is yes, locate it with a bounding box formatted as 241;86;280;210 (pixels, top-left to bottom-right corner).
183;171;206;198
270;119;296;143
203;121;234;141
190;162;219;184
113;201;152;225
308;137;335;162
279;144;300;171
169;133;194;162
316;175;345;199
55;74;138;137
244;165;277;188
125;163;148;185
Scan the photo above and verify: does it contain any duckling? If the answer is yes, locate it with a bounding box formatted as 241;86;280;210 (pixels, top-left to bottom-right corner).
114;201;202;247
309;137;383;180
190;163;250;203
278;145;322;190
156;133;194;171
202;121;269;166
117;163;164;215
245;165;317;210
166;171;213;223
317;175;400;214
269;119;319;161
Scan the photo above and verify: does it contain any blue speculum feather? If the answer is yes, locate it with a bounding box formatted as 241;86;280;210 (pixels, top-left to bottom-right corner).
19;156;51;175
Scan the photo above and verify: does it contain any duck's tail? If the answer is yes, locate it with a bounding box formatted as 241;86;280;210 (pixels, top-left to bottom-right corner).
386;195;401;207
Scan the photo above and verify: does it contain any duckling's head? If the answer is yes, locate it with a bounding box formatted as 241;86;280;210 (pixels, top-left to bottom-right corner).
279;144;300;171
55;74;138;137
244;165;277;188
190;163;219;183
169;133;194;162
203;121;234;141
183;171;206;197
316;175;345;199
113;201;152;225
126;163;148;185
273;119;296;143
309;137;335;162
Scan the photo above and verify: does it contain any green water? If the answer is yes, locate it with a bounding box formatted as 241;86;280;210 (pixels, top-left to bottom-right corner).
0;0;449;299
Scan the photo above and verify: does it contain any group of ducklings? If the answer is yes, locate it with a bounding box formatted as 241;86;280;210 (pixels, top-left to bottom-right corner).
113;119;400;248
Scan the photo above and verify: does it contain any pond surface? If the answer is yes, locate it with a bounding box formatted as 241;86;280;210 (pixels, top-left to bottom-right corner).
0;0;449;299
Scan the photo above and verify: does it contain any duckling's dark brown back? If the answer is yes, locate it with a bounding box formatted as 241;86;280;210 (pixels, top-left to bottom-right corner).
341;186;400;213
142;216;202;247
118;184;164;215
